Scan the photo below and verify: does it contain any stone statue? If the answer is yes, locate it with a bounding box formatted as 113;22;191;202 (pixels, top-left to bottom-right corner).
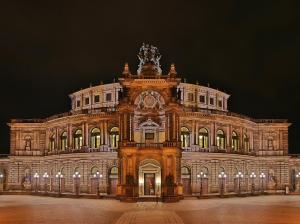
137;43;162;74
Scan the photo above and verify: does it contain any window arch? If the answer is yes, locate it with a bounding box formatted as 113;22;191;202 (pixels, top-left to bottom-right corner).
91;166;99;175
216;130;225;150
243;134;249;152
90;128;101;148
73;129;83;150
232;131;239;151
49;134;55;151
199;128;209;148
181;127;190;149
60;131;68;151
109;127;119;149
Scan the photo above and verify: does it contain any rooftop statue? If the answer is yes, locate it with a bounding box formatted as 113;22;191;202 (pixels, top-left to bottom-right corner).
137;43;162;74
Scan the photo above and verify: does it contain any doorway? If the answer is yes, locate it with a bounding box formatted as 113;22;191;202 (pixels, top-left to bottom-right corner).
138;159;161;197
144;173;155;195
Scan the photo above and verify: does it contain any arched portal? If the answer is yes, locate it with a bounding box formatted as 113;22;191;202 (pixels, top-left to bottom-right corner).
138;159;161;197
108;166;118;195
181;166;191;195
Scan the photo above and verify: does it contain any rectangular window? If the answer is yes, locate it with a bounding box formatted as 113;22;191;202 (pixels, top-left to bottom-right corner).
106;93;112;102
200;95;205;103
145;133;154;139
188;93;194;101
76;100;81;107
209;98;214;105
85;97;90;105
218;100;222;108
94;95;100;103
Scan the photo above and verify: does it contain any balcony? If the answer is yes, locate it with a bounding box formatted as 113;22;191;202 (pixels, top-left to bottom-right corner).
119;141;181;149
47;146;116;155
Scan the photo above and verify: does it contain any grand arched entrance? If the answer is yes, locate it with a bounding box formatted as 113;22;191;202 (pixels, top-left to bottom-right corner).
138;159;161;197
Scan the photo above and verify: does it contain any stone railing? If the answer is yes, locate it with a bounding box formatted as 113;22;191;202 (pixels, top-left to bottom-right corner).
0;154;9;158
119;141;181;149
46;146;116;155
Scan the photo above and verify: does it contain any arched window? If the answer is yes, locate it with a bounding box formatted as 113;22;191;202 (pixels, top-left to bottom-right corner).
199;128;209;148
243;134;249;152
232;131;239;151
90;128;101;148
109;127;119;149
49;134;55;151
60;131;67;151
91;166;99;175
216;130;225;150
110;166;118;176
73;129;83;150
181;127;190;149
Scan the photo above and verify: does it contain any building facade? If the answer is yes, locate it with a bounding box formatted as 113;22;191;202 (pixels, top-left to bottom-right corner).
0;44;300;200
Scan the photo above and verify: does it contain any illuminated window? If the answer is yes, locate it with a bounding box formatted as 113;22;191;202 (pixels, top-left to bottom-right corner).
49;134;55;151
216;130;225;149
60;131;67;150
200;95;205;103
109;127;119;149
106;93;112;102
94;95;100;103
181;127;190;149
243;134;249;152
85;97;90;105
73;129;83;150
90;128;101;148
232;131;239;151
199;128;209;148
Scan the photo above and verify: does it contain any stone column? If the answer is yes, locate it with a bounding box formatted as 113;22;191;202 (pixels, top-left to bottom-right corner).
100;122;104;145
85;123;89;147
104;121;108;145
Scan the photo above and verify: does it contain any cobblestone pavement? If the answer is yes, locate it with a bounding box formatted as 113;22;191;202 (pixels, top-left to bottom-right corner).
0;195;299;224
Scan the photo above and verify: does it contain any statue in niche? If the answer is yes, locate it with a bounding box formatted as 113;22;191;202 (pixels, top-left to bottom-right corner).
267;169;277;190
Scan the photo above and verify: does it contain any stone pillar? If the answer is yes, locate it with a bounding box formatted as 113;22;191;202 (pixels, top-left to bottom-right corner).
100;122;104;145
68;124;72;149
82;123;85;146
195;122;199;145
104;121;108;145
85;123;89;147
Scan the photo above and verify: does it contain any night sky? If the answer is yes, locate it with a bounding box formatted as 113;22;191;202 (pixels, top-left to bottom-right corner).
1;1;300;154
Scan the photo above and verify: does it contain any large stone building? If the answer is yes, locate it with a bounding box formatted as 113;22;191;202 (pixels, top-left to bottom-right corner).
0;44;300;201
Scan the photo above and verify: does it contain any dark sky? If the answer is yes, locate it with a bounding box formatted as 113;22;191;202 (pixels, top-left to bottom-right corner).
1;0;300;154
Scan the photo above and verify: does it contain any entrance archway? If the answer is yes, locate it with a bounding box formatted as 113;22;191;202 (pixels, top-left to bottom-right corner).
181;166;191;195
138;159;161;197
108;166;118;195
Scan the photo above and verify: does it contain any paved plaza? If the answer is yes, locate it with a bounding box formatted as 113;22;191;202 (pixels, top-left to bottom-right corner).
0;195;300;224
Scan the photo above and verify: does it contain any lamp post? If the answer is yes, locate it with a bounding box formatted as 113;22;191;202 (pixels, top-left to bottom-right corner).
260;172;266;194
43;172;49;194
218;172;227;197
55;172;63;196
93;171;103;198
0;173;3;192
249;172;256;195
73;171;81;196
33;173;40;193
197;172;207;198
235;172;244;195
